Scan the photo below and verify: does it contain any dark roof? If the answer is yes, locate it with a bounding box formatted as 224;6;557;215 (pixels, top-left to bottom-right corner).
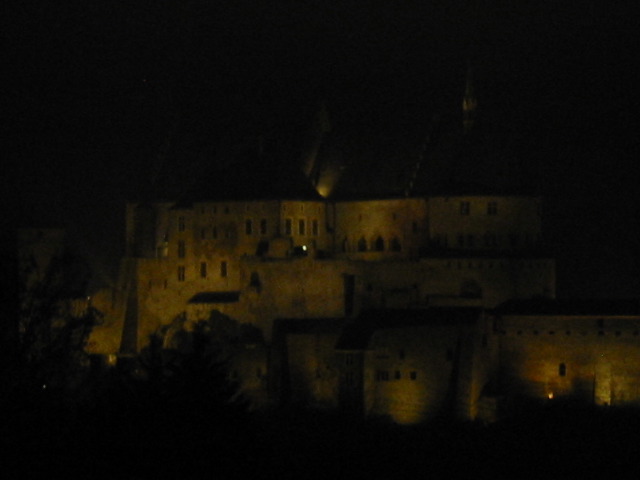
272;318;346;336
188;291;240;304
174;159;323;205
336;307;483;350
493;298;640;316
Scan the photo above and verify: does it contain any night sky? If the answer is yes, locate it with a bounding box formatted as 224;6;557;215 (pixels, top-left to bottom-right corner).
3;2;639;298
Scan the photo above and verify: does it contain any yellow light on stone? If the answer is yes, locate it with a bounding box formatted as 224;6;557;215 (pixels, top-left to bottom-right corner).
548;392;554;399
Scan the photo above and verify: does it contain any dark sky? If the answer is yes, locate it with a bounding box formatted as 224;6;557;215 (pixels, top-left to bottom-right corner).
3;2;639;298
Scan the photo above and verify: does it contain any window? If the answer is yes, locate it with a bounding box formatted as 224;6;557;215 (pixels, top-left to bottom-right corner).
487;201;497;215
200;262;207;278
412;221;419;234
177;266;185;282
220;261;227;278
285;218;292;235
484;233;497;247
399;349;405;360
345;354;353;366
178;216;185;232
200;228;206;240
298;219;306;236
375;370;389;381
212;226;218;239
312;219;319;236
394;371;401;380
559;363;566;377
466;234;475;248
374;236;384;251
260;219;267;235
245;219;253;235
409;371;417;380
391;237;401;252
357;237;367;252
460;201;470;215
178;240;185;258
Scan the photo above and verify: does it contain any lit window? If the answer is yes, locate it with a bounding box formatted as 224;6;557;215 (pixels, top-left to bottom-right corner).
312;219;319;236
487;201;498;215
178;216;185;232
260;219;267;235
178;240;185;258
460;202;470;215
177;266;185;282
285;219;292;236
298;219;306;236
200;262;207;278
245;219;253;235
220;261;227;278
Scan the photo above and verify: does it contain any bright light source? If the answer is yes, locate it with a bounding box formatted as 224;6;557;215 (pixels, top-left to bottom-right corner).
548;392;553;399
302;245;307;251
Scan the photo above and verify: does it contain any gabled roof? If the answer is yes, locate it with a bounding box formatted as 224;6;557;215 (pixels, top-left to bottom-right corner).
336;307;483;350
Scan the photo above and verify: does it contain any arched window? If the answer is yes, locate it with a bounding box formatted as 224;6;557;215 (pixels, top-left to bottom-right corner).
357;237;367;252
374;236;385;251
391;237;401;252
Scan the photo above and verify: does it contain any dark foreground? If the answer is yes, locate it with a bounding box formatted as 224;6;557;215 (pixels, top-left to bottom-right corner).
3;392;640;480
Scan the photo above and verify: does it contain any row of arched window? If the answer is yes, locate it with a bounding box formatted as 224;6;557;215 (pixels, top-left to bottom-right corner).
343;236;402;253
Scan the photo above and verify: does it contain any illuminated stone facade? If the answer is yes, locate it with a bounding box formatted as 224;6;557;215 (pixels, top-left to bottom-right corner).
91;194;552;351
492;299;640;406
84;192;555;412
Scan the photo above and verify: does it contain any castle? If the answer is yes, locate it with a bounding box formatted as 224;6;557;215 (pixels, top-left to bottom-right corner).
76;81;638;424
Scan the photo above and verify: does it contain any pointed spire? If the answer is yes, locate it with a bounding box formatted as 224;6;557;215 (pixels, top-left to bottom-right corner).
462;63;477;134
